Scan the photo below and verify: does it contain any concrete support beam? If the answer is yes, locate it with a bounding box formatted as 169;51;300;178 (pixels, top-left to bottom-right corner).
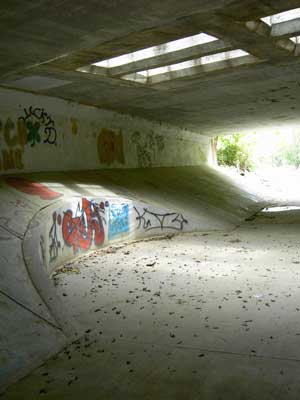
221;0;300;21
109;40;234;77
199;15;296;60
271;18;300;38
76;64;108;77
50;3;300;72
245;20;296;53
147;54;260;85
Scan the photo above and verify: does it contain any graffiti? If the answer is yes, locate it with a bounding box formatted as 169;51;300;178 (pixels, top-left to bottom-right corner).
5;177;63;200
26;121;41;147
40;235;46;265
49;212;61;261
131;130;165;168
134;207;188;232
19;106;57;146
70;118;78;135
62;198;108;253
97;128;125;165
108;203;129;240
4;118;18;148
1;149;24;170
0;118;26;171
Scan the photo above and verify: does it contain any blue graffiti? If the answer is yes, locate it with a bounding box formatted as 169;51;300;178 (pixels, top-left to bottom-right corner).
109;203;129;239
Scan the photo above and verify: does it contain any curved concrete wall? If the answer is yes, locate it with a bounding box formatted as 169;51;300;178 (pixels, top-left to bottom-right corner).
23;194;209;337
0;87;266;392
0;166;265;391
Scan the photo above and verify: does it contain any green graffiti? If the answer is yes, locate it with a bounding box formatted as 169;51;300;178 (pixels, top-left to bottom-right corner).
26;121;41;147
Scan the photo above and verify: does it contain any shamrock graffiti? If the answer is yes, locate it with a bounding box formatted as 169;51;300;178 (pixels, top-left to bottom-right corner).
19;106;57;146
26;121;41;147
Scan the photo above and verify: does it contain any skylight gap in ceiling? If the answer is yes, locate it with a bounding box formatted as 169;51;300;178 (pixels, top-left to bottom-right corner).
290;36;300;43
78;31;256;86
122;49;252;85
93;33;218;68
136;49;249;78
261;8;300;26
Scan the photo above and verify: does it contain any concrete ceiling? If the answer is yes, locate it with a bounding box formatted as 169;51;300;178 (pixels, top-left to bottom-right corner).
1;0;300;136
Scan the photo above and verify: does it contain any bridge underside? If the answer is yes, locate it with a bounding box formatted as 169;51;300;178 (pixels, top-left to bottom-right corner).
2;1;300;398
1;1;300;135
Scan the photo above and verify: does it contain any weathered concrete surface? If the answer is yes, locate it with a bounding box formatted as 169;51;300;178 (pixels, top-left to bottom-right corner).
0;227;57;322
0;292;66;392
3;211;300;399
0;87;210;175
0;165;264;391
1;2;300;135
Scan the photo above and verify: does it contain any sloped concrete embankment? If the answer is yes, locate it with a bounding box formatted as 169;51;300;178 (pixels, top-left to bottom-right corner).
0;165;265;391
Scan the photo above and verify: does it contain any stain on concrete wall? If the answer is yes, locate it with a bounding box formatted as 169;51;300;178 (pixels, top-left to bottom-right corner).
70;118;78;135
97;128;125;165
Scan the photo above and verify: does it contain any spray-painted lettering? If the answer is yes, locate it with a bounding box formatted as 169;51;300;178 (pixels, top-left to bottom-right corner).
62;198;107;253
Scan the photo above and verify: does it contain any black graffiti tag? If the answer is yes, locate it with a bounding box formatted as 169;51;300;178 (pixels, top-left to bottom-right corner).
134;207;188;232
19;106;57;146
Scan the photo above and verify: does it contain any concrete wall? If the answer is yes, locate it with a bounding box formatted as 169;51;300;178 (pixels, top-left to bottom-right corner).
0;87;210;174
0;166;265;391
0;88;265;392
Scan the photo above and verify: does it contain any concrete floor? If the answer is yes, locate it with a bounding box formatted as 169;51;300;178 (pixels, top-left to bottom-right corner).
3;210;300;399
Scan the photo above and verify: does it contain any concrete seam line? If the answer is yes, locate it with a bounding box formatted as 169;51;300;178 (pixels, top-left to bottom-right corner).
0;289;62;331
0;224;23;240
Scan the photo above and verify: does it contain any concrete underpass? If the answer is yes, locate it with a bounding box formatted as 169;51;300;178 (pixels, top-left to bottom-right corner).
1;1;300;399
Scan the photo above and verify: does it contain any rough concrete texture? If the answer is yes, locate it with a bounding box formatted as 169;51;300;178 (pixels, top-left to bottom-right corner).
3;210;300;399
0;165;264;391
2;1;300;396
0;87;210;175
1;2;300;135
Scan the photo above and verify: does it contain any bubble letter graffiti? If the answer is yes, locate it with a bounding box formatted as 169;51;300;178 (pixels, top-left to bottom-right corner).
62;198;106;253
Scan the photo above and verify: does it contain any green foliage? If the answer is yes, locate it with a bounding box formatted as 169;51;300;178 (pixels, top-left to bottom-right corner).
271;132;300;168
217;133;254;171
279;144;300;168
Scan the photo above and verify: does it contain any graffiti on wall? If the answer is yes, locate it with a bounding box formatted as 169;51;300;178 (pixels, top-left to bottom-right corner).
131;130;165;168
62;198;108;253
49;212;61;261
97;128;125;165
134;206;188;232
108;203;129;240
19;106;57;146
5;177;63;200
48;199;132;260
0;105;58;171
0;118;26;171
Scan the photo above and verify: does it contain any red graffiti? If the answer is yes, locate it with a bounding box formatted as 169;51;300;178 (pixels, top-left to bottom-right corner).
62;198;105;253
5;177;62;200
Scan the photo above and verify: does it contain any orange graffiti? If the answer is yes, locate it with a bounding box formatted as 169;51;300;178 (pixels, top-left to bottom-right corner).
0;118;25;171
